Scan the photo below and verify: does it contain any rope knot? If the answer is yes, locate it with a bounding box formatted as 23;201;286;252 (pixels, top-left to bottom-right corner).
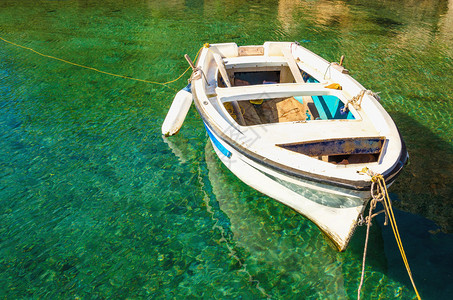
371;174;383;183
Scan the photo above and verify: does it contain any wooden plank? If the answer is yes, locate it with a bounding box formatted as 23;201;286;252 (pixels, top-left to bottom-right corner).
276;137;385;157
282;47;305;83
282;47;313;110
212;52;232;87
211;51;246;125
216;83;332;103
224;56;287;68
238;46;264;56
231;101;246;126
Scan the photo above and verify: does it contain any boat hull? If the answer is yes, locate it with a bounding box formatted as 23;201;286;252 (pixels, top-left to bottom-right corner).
203;122;370;251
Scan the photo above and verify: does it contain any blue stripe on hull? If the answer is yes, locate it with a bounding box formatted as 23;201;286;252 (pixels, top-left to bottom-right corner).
204;123;232;158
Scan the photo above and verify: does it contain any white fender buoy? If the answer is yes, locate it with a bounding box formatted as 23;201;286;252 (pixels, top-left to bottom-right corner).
161;84;193;136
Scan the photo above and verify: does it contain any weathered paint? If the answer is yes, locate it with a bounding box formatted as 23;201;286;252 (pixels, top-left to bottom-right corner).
277;137;385;157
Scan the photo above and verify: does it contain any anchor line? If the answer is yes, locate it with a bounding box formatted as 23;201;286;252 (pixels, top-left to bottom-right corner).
0;36;203;91
357;168;421;300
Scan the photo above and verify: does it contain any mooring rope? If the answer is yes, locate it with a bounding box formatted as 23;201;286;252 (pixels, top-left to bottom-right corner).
0;36;202;90
358;167;421;300
357;195;376;300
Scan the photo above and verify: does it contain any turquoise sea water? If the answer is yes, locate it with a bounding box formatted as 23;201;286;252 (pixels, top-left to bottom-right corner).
1;0;452;299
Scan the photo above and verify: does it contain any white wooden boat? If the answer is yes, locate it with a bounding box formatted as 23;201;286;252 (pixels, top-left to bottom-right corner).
164;42;408;251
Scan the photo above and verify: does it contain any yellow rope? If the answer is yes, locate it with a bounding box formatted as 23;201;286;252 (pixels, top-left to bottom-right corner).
358;168;421;300
377;175;421;299
0;36;202;90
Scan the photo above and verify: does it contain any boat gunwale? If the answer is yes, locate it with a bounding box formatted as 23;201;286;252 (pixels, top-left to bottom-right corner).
195;99;407;191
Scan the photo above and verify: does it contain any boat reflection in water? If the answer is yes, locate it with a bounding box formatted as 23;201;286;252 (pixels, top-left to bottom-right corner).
162;134;350;296
203;141;350;297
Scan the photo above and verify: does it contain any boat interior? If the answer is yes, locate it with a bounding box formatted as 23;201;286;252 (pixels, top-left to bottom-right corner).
221;72;355;126
207;44;385;165
215;45;355;127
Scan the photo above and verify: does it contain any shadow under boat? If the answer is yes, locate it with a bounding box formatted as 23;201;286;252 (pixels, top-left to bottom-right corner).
387;112;453;233
360;112;453;299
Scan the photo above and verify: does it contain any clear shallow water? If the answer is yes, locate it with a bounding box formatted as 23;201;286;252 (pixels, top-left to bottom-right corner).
0;0;452;299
